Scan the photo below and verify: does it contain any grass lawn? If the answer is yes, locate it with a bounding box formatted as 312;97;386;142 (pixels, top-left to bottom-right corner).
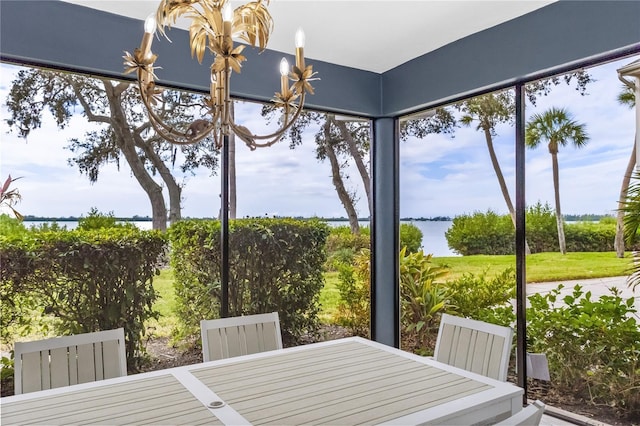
146;268;180;337
433;251;631;282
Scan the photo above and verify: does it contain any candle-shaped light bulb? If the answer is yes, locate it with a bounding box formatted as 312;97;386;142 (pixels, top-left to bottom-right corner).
280;58;289;76
221;3;233;49
280;58;289;95
222;3;233;23
294;28;305;71
144;14;156;34
295;28;305;48
140;14;156;58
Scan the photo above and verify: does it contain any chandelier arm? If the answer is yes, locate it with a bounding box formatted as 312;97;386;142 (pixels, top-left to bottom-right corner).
138;79;217;145
229;91;306;142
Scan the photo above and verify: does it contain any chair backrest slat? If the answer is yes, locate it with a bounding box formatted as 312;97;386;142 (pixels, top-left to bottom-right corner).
14;328;127;394
201;312;283;362
435;313;513;381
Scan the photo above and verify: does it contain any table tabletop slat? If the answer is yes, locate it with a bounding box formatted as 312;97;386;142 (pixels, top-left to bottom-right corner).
191;340;493;425
1;374;222;425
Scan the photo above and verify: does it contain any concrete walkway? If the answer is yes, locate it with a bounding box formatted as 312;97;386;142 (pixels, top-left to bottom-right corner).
526;276;640;321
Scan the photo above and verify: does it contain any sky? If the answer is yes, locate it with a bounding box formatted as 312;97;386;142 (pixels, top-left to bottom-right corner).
0;55;638;220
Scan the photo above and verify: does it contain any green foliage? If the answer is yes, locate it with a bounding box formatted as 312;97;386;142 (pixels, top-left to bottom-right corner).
445;268;516;327
325;223;424;269
0;232;44;344
400;223;423;254
0;214;27;237
446;210;514;255
0;175;23;220
168;218;329;345
564;222;616;252
527;285;640;417
0;227;166;370
525;202;557;253
325;225;369;271
447;207;625;255
333;247;450;352
399;248;449;351
334;250;371;337
77;207;135;231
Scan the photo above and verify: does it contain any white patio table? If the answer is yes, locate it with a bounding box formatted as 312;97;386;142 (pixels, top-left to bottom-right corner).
1;336;523;425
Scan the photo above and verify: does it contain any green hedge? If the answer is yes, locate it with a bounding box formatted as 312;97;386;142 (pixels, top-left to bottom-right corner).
445;211;514;255
0;227;166;370
446;206;633;255
168;218;329;345
325;223;423;270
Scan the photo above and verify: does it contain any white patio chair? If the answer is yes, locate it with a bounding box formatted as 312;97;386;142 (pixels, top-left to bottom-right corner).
200;312;283;362
434;313;513;381
495;400;546;425
14;328;127;394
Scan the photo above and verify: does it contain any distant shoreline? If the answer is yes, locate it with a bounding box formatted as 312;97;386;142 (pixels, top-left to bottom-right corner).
20;213;609;223
21;216;454;222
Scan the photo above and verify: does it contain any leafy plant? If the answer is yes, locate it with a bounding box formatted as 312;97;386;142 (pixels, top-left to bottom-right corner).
334;250;371;337
527;284;640;417
0;214;27;237
77;207;135;231
0;175;23;220
445;267;516;327
0;227;166;370
400;223;423;254
399;247;450;353
446;210;514;255
168;218;329;345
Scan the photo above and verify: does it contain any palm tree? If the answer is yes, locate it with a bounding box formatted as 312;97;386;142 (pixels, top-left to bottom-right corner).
525;107;589;254
457;91;531;255
614;84;636;258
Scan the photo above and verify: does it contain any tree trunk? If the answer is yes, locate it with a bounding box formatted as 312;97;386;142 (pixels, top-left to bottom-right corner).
136;141;182;225
551;151;566;254
483;127;531;255
332;117;372;215
323;124;360;233
615;140;636;257
103;82;167;230
229;102;237;219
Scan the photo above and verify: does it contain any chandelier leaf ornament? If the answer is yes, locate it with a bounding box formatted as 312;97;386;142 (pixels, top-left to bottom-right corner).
123;0;317;150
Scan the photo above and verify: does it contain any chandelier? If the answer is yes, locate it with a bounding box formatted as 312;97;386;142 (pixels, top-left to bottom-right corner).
123;0;317;149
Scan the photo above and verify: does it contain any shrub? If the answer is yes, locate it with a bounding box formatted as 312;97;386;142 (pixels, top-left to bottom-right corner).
325;226;369;271
168;218;329;345
444;268;516;327
0;214;27;237
446;207;624;255
564;222;615;252
77;207;136;231
0;227;166;371
0;233;44;344
446;210;514;255
525;202;557;253
527;284;640;418
334;250;371;337
400;223;423;254
333;246;450;353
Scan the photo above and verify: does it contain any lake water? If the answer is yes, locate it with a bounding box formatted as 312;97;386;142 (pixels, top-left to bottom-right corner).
22;219;458;257
325;220;456;257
